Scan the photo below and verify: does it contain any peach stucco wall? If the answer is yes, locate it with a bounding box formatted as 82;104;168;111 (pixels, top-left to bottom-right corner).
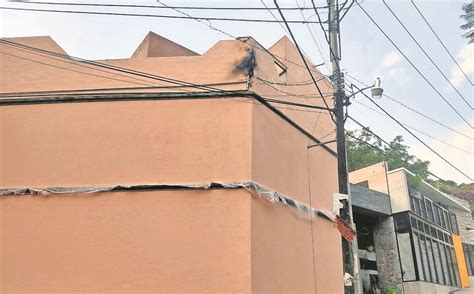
0;189;252;293
251;99;343;294
0;99;252;188
1;35;343;293
1;98;343;293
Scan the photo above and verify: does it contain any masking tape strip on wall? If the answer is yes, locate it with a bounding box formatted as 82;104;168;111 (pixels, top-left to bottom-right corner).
0;181;336;222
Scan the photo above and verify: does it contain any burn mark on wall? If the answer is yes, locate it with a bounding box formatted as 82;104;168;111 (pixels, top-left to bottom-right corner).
234;48;256;77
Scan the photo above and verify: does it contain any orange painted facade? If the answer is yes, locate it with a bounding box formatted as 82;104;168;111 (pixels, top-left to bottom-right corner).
453;234;470;288
0;32;342;293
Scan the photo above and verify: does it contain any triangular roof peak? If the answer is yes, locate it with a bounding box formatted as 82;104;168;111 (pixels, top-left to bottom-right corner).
268;35;293;52
2;35;68;55
131;31;199;58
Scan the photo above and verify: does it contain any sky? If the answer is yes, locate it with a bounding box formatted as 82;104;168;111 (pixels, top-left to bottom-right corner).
1;0;473;183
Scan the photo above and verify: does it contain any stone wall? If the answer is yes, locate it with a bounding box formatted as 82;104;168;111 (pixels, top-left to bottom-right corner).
451;197;474;244
373;216;404;293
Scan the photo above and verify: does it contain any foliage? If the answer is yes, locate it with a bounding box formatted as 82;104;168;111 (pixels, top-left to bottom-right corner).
346;129;474;204
346;129;430;181
461;1;474;43
381;285;398;294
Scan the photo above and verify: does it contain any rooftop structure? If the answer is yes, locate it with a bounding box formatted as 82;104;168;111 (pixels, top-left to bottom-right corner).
0;32;343;293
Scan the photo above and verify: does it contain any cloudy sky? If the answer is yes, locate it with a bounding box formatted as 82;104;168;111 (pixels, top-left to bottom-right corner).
1;0;473;183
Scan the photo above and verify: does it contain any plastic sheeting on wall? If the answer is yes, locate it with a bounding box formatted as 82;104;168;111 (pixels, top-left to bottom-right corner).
0;181;336;223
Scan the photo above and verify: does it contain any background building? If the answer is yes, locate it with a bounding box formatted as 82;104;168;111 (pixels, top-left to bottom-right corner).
350;162;473;294
0;32;344;293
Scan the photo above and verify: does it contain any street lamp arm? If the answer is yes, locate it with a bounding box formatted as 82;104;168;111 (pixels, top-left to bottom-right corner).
345;85;373;99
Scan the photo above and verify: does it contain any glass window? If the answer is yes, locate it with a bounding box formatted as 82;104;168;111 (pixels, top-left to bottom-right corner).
437;230;443;240
433;205;440;225
414;198;421;216
462;243;472;276
445;212;451;231
398;233;416;281
450;214;459;234
450;248;460;287
425;199;434;222
411;217;418;230
418;220;424;233
469;245;474;275
430;227;437;238
440;243;451;286
426;238;438;283
420;198;427;219
424;223;430;234
395;214;410;233
444;233;450;243
413;232;425;281
432;241;445;285
420;235;432;282
440;209;446;229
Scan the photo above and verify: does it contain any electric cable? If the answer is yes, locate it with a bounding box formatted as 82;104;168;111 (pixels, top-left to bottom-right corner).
0;40;333;113
0;39;223;91
352;99;474;155
353;83;473;181
345;74;474;140
346;117;446;182
255;76;319;86
273;0;335;122
7;0;330;11
295;0;331;73
259;0;322;65
339;0;355;21
0;50;153;87
155;0;332;81
357;1;473;129
411;0;473;86
256;77;333;99
0;5;327;24
383;0;472;110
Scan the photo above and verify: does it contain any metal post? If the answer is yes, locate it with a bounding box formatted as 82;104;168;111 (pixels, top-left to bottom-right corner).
328;0;357;293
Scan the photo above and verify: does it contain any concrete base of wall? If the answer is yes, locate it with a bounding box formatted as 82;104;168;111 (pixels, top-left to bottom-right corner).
403;281;458;294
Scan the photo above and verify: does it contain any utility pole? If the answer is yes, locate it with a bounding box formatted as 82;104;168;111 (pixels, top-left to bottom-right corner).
327;1;358;293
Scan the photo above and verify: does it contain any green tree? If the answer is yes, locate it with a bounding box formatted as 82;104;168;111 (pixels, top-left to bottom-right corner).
461;1;474;43
347;129;474;208
346;129;429;184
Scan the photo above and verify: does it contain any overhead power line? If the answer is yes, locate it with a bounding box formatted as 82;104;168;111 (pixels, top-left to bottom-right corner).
0;39;220;92
273;0;335;121
154;0;333;87
357;2;473;129
383;0;473;110
345;122;446;182
353;83;473;181
0;40;335;113
258;0;322;65
295;0;330;73
0;51;153;87
352;99;474;155
0;5;327;24
311;0;337;61
345;74;473;140
0;40;341;159
7;0;330;11
411;0;473;86
261;0;291;34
